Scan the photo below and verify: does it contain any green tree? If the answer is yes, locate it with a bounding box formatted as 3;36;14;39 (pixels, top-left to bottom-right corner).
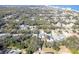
26;37;39;54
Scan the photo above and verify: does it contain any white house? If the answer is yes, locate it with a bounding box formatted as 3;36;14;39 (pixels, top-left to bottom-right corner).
20;24;29;30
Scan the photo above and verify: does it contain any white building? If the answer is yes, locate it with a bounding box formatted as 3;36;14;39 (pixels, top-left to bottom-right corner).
20;24;29;30
39;29;46;39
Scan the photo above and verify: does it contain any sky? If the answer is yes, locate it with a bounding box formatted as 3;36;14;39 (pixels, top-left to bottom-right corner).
0;0;79;5
52;5;79;11
0;0;79;11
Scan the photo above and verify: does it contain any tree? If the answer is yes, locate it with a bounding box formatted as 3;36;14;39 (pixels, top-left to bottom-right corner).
43;39;48;48
60;36;79;53
52;41;60;51
26;37;39;54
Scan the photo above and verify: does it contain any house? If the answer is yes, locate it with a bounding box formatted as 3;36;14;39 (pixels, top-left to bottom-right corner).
38;29;46;39
0;33;10;37
46;34;54;42
15;19;20;22
0;33;10;39
29;26;37;31
30;17;35;20
65;23;74;29
32;33;38;37
19;24;29;30
46;30;65;42
12;34;23;37
56;22;62;27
